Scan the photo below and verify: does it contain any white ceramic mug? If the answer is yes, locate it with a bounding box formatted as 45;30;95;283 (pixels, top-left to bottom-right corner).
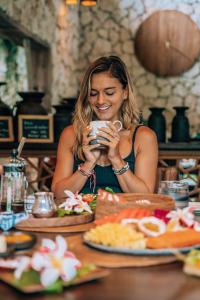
89;120;122;149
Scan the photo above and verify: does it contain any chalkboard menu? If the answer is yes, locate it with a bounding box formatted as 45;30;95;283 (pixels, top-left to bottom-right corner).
18;114;54;143
0;116;14;142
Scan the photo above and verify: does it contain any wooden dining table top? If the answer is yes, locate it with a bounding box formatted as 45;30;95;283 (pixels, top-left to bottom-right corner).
1;231;200;300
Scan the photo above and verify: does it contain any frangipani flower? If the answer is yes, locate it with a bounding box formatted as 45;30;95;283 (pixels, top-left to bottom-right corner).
59;190;92;214
167;207;195;228
14;256;31;279
14;235;81;287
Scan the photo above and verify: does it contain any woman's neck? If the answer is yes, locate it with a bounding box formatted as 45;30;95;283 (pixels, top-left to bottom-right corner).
96;150;110;166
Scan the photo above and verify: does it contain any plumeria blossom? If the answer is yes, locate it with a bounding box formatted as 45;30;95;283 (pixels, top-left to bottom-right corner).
59;190;92;214
14;256;31;279
12;235;81;287
166;207;200;231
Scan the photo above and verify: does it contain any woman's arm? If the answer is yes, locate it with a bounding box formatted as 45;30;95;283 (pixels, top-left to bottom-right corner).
110;126;158;193
51;126;94;202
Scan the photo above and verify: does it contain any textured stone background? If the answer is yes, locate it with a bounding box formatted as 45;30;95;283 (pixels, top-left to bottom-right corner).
0;0;200;137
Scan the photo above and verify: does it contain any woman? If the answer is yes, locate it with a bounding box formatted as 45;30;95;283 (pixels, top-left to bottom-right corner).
52;55;158;201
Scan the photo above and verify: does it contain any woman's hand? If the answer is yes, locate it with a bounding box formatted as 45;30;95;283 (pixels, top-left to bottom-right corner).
82;126;101;164
97;122;121;162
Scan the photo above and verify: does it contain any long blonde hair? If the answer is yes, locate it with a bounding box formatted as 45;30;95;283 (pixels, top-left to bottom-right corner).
73;55;140;160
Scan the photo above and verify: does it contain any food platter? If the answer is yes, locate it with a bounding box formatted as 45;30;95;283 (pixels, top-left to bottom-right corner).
84;239;200;256
16;213;94;229
3;231;36;251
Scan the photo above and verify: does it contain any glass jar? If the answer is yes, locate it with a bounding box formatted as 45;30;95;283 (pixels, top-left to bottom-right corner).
0;149;28;213
0;167;27;213
158;180;189;208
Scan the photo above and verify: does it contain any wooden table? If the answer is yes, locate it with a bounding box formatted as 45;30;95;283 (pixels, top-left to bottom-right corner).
0;231;200;300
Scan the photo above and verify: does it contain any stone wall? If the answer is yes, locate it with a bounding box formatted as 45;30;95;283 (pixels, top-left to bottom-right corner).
0;0;80;108
0;0;200;137
79;0;200;137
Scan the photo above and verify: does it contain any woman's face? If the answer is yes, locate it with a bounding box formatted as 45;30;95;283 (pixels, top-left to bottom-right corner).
89;71;127;122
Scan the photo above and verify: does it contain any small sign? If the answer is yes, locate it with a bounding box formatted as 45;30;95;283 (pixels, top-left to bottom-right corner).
0;116;14;142
18;114;54;143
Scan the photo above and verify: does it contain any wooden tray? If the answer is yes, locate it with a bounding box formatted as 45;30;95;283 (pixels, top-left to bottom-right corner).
16;213;94;228
67;235;177;268
0;268;109;293
16;222;95;233
95;193;175;219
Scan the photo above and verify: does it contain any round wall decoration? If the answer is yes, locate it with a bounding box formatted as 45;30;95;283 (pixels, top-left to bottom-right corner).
134;10;200;76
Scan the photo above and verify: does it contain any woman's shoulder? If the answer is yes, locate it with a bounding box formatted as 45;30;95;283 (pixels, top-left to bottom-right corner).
59;125;76;147
135;125;157;146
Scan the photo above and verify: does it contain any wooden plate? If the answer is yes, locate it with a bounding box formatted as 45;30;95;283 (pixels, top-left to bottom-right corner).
16;222;95;233
0;268;109;293
15;213;94;228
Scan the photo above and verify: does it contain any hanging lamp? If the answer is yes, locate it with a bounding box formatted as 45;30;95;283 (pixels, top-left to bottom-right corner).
66;0;78;4
80;0;98;6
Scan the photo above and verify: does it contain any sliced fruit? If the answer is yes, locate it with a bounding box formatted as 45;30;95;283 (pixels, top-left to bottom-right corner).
138;216;166;237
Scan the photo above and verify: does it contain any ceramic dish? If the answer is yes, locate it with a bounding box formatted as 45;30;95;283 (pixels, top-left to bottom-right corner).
3;231;36;251
84;239;200;256
0;245;15;258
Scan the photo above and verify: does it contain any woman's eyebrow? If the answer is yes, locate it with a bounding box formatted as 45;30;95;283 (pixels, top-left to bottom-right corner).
105;87;116;90
90;87;116;91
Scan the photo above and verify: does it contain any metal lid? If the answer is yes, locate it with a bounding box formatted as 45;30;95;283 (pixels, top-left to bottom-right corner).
3;163;25;173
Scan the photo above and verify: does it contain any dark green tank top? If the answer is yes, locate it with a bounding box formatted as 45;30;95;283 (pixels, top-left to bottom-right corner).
73;126;141;193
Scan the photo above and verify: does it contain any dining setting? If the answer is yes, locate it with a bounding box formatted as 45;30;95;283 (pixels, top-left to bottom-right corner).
1;0;200;299
0;140;200;298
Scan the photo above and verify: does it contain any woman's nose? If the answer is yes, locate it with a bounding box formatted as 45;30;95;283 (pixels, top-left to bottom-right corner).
97;93;105;104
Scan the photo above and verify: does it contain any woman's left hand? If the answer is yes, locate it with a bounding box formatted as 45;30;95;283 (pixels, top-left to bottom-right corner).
97;122;121;161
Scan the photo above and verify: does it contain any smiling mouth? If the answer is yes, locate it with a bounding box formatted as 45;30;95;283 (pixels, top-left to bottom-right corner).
96;105;111;112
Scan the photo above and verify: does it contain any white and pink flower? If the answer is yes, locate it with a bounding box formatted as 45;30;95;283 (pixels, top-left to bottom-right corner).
59;190;92;214
10;235;81;287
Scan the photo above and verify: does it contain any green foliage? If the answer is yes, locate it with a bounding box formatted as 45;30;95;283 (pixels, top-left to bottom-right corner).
105;186;114;194
0;38;18;81
76;263;96;277
56;208;89;217
13;264;96;293
13;269;40;288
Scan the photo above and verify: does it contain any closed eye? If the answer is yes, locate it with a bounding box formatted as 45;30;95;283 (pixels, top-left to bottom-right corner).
90;91;98;96
106;91;114;96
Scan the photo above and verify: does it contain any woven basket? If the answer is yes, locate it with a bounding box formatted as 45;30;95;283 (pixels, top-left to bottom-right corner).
95;193;175;220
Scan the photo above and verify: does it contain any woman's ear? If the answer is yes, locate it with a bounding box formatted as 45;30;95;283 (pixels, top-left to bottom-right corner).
123;87;128;101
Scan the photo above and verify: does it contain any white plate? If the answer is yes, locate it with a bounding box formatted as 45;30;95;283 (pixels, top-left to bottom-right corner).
84;239;200;256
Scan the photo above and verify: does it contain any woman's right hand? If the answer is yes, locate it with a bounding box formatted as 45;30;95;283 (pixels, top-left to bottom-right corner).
82;126;101;164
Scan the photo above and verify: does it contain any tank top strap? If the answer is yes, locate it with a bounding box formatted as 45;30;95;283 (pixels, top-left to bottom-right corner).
132;124;144;144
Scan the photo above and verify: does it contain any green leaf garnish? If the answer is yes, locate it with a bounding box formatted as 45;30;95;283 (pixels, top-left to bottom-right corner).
105;187;114;194
13;269;40;288
12;264;97;293
77;264;96;277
